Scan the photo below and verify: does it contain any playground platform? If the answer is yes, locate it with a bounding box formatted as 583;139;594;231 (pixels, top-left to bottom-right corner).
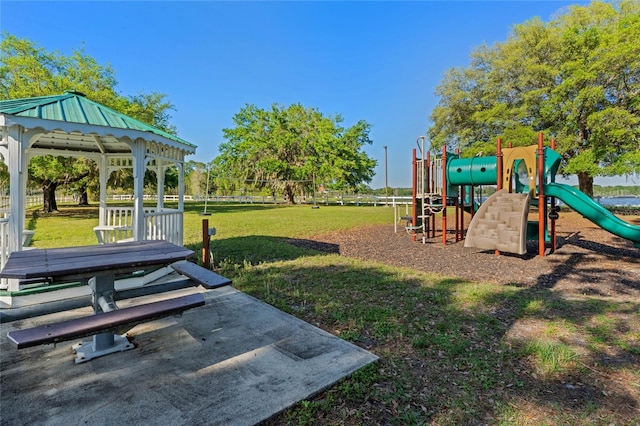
0;286;378;425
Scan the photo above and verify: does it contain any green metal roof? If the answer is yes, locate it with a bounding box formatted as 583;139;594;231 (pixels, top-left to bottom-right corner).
0;91;195;148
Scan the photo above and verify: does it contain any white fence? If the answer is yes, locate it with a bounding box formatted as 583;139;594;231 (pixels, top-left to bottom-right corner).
0;195;66;209
109;194;411;206
2;193;412;209
196;194;413;207
109;194;194;202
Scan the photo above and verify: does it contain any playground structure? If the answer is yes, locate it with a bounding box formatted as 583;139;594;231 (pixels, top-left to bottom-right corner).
407;133;640;256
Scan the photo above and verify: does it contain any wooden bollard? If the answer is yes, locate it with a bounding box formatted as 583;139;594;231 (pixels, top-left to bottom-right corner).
202;219;210;269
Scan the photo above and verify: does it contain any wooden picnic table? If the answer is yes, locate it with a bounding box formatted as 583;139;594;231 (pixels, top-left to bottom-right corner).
0;240;194;281
1;240;197;363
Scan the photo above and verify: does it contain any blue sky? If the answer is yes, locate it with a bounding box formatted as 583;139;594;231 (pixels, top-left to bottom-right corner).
4;0;631;188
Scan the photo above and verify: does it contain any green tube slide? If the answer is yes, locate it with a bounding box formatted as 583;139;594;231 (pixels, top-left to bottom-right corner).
545;182;640;247
447;157;497;186
448;147;562;188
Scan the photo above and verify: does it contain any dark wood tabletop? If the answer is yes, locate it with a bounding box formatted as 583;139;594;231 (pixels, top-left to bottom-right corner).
0;240;195;280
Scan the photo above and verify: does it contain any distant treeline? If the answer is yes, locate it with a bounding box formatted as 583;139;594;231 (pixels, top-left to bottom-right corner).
371;185;640;197
592;185;640;197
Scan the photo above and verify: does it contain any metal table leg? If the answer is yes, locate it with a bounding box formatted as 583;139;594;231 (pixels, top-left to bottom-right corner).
72;274;134;363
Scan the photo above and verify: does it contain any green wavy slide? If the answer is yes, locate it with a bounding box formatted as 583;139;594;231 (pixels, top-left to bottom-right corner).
545;182;640;248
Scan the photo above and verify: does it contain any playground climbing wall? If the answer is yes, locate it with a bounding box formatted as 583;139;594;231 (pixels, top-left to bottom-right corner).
464;189;531;255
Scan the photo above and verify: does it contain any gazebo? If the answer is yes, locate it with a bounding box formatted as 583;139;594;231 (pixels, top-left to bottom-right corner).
0;91;197;308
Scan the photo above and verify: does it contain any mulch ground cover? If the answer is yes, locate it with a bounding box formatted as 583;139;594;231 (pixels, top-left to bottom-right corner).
307;211;640;303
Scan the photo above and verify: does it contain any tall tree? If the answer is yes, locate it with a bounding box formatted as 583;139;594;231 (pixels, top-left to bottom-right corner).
427;0;640;196
28;157;92;212
0;33;177;211
216;103;376;203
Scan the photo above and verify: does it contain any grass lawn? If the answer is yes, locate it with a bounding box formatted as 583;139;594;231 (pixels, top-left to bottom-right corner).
24;202;640;425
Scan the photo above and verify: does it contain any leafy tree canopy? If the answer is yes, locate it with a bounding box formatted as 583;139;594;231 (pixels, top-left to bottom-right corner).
427;0;640;196
0;33;178;210
0;33;176;129
215;103;376;203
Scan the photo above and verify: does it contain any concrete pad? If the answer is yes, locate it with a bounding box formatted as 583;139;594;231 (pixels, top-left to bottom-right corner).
0;287;378;425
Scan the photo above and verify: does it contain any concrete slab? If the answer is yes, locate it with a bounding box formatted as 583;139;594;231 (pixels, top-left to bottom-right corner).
0;287;378;425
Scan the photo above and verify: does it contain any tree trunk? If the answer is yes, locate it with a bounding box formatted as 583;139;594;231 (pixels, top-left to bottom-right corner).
284;184;296;204
42;180;58;213
577;172;594;198
78;185;89;206
576;123;595;198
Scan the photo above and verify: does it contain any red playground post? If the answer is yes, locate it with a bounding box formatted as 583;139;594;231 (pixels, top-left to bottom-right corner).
441;146;447;245
537;132;546;257
412;148;417;242
495;138;503;255
550;138;557;253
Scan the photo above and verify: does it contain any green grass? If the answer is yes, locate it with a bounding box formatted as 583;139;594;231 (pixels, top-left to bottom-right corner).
520;340;580;376
23;202;640;425
26;209;100;247
28;201;394;249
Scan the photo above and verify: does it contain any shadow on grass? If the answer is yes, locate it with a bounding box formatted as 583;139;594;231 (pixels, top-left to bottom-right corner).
473;234;640;422
184;235;339;266
210;234;639;424
28;205;100;218
184;202;286;215
27;210;39;231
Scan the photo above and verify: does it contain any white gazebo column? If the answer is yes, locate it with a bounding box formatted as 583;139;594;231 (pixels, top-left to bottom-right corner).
7;125;27;255
156;160;165;211
98;154;108;227
131;139;147;241
177;162;185;245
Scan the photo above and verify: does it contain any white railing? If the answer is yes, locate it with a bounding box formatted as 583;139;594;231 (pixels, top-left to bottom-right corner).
94;207;159;244
144;209;181;245
0;211;35;287
0;217;8;275
106;206;135;228
94;207;135;244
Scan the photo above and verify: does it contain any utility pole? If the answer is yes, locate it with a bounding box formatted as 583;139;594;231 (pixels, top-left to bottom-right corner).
383;145;389;206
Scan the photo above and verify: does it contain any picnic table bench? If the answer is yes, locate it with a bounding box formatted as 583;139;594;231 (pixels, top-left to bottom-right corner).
1;240;231;363
7;293;205;349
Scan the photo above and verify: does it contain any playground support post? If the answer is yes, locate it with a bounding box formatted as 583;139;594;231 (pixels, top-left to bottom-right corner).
412;148;417;242
496;138;503;191
455;148;462;243
427;151;434;238
495;138;503;255
550;138;557;253
457;185;464;242
537;132;546;257
441;146;447;245
469;185;475;216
